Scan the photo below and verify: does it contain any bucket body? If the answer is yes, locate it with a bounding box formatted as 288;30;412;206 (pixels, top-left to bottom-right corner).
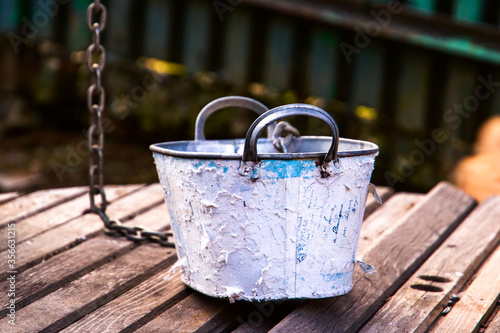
151;102;378;301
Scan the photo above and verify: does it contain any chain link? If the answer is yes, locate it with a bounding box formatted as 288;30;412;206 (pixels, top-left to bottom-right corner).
86;1;174;247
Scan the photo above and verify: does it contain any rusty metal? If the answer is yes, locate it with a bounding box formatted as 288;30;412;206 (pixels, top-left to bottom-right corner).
441;293;461;316
272;121;300;153
86;0;174;247
87;0;107;216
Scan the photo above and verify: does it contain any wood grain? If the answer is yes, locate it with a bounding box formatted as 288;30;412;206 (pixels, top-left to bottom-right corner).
61;270;188;332
269;182;475;333
359;192;423;254
0;245;176;333
0;184;164;276
0;186;87;227
429;236;500;332
0;204;171;316
485;307;500;333
0;185;141;252
360;195;500;333
137;293;230;333
0;191;19;205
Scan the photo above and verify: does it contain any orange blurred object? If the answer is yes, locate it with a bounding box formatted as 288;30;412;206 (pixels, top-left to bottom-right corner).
454;116;500;202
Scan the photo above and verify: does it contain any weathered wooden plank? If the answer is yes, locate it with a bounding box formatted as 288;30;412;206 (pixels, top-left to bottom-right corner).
269;182;475;333
143;0;172;59
0;186;87;227
61;269;189;332
428;239;500;332
429;242;500;332
360;195;500;333
135;292;230;333
182;0;211;72
363;186;393;219
0;244;176;333
0;184;164;275
0;191;19;205
0;184;141;252
222;7;252;88
359;192;423;252
0;203;171;315
486;309;500;333
141;291;260;333
306;27;339;98
262;17;294;92
227;300;301;333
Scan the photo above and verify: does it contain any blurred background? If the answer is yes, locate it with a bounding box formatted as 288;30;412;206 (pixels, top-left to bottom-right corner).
1;0;500;195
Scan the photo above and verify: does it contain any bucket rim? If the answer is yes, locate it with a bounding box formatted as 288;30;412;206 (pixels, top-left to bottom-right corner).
150;136;379;160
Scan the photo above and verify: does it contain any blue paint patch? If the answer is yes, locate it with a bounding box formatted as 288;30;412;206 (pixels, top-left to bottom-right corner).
260;160;301;178
321;272;347;285
257;159;318;179
351;199;358;213
296;243;307;263
207;161;228;173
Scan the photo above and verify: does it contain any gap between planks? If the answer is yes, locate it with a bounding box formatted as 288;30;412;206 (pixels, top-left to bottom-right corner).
0;203;172;317
485;303;500;333
428;223;500;332
0;184;164;280
0;185;142;253
0;186;88;227
0;245;176;333
360;195;500;333
0;191;20;205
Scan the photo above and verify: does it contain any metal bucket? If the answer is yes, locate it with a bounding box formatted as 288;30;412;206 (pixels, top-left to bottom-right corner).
150;99;379;301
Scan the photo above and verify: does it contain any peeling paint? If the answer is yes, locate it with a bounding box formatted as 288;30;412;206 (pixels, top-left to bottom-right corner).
152;138;378;301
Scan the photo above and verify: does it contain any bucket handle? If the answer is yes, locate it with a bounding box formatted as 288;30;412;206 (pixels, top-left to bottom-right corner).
242;103;339;164
194;96;276;141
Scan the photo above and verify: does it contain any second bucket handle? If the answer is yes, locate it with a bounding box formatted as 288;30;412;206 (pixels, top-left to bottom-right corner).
242;103;340;165
194;96;276;141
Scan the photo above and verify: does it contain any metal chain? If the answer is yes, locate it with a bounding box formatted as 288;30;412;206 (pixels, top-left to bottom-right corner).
86;1;174;247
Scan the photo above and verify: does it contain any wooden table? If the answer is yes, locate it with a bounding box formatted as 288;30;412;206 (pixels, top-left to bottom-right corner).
0;182;499;332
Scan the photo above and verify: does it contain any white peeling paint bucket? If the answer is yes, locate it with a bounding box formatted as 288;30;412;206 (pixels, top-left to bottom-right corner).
150;101;379;301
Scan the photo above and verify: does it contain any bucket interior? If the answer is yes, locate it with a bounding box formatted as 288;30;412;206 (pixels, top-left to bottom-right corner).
151;137;379;159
